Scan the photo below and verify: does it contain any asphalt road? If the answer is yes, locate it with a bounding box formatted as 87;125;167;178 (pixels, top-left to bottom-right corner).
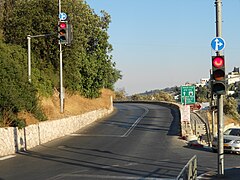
0;103;240;180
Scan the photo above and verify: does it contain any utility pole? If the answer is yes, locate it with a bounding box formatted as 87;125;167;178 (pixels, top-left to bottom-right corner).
27;35;31;83
215;0;224;176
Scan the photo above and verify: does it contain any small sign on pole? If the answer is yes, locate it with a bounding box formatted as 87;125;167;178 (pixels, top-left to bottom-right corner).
59;12;67;21
211;37;225;51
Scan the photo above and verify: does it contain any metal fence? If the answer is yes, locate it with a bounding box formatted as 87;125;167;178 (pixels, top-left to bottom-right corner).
176;155;197;180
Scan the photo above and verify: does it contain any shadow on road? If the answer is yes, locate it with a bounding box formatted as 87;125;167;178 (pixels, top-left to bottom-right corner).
18;144;187;179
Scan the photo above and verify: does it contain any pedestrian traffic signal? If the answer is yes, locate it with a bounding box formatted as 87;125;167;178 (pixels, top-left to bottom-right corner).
58;21;69;44
211;55;226;95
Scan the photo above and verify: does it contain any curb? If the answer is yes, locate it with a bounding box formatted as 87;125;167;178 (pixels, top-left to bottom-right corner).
187;140;204;148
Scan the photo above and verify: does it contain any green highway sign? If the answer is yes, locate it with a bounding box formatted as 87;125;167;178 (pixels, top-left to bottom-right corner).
181;86;195;104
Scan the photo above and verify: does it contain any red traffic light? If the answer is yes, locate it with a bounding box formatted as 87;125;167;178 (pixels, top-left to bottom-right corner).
58;21;69;44
211;55;226;95
59;22;67;29
212;56;224;68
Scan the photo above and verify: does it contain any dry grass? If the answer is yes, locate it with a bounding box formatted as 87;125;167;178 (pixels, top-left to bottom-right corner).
18;112;39;125
206;111;240;128
22;89;114;125
224;117;240;126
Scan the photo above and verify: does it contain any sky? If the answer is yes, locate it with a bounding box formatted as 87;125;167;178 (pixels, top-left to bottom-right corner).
85;0;240;95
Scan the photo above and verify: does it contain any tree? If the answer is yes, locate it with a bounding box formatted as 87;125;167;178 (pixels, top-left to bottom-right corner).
0;0;121;126
152;91;174;101
0;41;46;127
196;86;210;102
131;94;144;101
2;0;121;98
115;88;127;100
224;97;240;120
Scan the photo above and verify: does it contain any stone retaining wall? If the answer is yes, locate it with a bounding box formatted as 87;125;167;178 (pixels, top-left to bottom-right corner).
0;108;113;157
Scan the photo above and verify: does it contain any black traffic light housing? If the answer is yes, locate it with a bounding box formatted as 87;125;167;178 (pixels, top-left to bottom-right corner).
211;55;226;95
58;20;69;45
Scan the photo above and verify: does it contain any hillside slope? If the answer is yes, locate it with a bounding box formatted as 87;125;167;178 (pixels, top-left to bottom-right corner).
20;89;114;125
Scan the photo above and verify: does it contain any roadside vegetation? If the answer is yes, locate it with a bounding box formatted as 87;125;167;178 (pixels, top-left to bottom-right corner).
196;84;240;121
0;0;121;127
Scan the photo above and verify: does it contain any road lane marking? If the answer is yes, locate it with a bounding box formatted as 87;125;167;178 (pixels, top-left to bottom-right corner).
121;107;149;137
0;155;16;161
69;106;149;138
70;134;122;137
48;174;166;179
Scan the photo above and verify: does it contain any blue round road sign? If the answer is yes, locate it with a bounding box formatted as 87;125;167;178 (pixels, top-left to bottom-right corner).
59;12;67;21
211;37;225;51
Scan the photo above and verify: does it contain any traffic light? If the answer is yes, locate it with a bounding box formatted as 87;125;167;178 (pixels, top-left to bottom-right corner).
211;55;226;95
58;21;69;44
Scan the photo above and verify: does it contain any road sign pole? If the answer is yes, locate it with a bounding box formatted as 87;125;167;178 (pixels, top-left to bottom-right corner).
59;0;64;113
58;0;61;15
215;0;224;176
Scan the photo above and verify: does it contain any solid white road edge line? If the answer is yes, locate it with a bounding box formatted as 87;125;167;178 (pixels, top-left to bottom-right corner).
0;155;16;161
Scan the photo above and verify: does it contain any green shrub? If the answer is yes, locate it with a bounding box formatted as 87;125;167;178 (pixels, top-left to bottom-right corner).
224;97;240;120
0;42;46;127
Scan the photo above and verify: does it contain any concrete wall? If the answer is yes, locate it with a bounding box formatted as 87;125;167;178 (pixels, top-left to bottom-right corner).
0;108;113;157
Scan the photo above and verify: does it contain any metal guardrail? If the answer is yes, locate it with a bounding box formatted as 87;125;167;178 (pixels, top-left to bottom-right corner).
192;111;211;147
176;155;197;180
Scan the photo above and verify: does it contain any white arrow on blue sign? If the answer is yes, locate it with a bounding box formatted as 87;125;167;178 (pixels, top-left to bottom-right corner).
59;12;67;21
211;37;225;51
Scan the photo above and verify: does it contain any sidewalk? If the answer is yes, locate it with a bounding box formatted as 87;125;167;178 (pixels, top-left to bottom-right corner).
186;137;240;179
198;167;240;179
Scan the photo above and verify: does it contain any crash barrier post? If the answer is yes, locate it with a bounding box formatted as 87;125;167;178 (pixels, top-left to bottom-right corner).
176;155;197;180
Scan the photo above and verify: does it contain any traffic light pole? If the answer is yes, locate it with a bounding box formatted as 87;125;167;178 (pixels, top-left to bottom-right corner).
217;94;224;175
60;44;64;113
59;0;64;113
215;0;224;176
